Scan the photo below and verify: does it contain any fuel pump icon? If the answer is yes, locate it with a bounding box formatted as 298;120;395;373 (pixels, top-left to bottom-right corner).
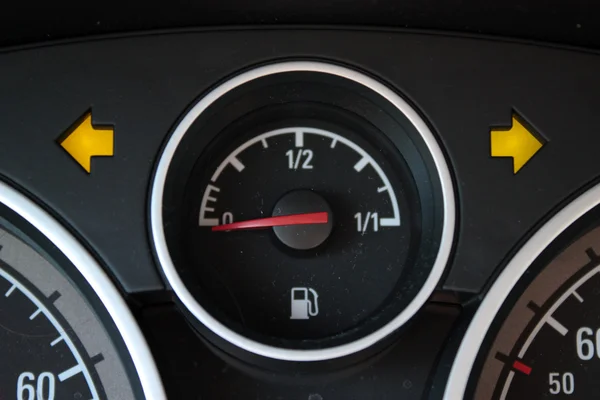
290;287;319;320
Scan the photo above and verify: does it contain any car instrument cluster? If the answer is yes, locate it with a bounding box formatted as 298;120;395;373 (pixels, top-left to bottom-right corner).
1;28;600;399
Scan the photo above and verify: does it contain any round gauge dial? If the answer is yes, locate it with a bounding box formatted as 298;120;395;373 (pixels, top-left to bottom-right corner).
475;226;600;399
189;125;411;342
0;257;116;399
445;183;600;399
0;181;165;399
152;61;455;361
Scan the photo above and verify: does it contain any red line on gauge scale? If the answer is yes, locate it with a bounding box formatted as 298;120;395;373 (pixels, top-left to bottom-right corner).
211;212;329;232
512;360;532;375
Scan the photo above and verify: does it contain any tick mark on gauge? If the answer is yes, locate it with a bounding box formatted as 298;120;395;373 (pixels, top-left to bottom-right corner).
354;157;370;172
528;301;569;335
585;247;600;261
50;336;64;347
229;156;245;172
295;131;304;147
546;315;569;336
4;284;17;297
58;364;83;382
91;353;105;365
495;351;510;364
29;308;43;320
512;360;532;375
527;301;541;313
377;186;389;193
261;138;269;148
496;353;533;376
573;290;584;303
48;290;61;303
330;138;338;148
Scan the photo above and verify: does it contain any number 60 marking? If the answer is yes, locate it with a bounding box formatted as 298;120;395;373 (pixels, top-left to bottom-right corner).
17;372;56;400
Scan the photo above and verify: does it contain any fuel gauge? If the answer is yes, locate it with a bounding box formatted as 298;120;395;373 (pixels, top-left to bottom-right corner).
184;124;412;343
151;61;455;362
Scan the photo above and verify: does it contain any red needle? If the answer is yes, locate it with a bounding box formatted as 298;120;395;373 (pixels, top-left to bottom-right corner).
211;212;328;232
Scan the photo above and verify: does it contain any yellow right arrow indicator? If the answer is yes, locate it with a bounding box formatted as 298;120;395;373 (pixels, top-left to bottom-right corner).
490;114;544;174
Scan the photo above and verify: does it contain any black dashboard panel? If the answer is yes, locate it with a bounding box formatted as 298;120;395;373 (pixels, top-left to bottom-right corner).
1;29;599;293
144;303;459;399
3;27;600;398
3;1;600;49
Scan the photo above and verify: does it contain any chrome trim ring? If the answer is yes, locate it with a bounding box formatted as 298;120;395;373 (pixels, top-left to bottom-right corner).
150;61;456;361
444;182;600;399
0;180;166;400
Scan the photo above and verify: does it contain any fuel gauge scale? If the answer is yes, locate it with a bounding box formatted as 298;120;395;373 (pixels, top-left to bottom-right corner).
191;125;410;343
150;62;455;362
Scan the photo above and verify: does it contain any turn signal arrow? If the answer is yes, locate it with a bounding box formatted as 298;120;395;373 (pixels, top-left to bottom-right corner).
59;112;114;173
490;115;544;174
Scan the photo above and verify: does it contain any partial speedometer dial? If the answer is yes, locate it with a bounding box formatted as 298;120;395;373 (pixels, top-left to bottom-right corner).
0;181;165;399
445;183;600;399
151;62;455;362
1;260;111;399
475;227;600;399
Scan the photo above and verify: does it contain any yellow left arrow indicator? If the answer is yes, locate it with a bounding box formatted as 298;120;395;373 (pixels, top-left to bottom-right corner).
59;112;114;173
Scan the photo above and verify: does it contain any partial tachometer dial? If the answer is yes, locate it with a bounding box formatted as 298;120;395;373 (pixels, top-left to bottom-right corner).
445;182;600;399
152;62;455;362
0;181;165;399
1;260;111;399
476;229;600;399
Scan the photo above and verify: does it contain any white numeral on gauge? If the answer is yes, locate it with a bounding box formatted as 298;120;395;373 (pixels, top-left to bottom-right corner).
222;212;234;225
17;372;56;400
575;327;600;360
549;372;575;395
286;149;314;170
354;212;379;234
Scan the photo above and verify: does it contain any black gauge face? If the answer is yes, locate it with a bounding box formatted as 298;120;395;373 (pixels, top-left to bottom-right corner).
0;207;148;400
155;63;452;359
186;125;413;342
471;217;600;399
